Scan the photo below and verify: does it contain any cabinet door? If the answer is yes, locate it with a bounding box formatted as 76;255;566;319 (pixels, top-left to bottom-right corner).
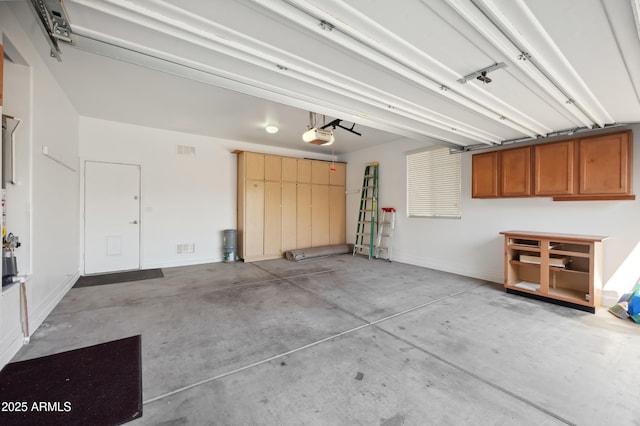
265;155;281;181
329;162;346;186
245;180;264;258
534;141;575;196
296;183;312;248
472;151;499;198
312;161;330;185
501;147;531;197
264;181;282;256
578;132;631;195
298;159;312;183
282;157;297;182
329;185;346;244
245;152;265;181
0;44;3;106
282;182;297;252
311;185;330;246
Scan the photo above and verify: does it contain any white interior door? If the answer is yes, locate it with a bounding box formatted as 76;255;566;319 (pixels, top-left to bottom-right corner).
84;161;140;274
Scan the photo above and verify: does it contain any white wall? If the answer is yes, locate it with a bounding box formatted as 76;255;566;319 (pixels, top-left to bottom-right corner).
341;127;640;306
1;4;80;367
79;117;334;271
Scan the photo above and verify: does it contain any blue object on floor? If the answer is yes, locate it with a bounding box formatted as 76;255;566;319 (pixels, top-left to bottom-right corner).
628;293;640;315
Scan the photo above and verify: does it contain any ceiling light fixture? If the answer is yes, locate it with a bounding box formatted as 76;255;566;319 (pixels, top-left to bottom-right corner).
265;124;279;134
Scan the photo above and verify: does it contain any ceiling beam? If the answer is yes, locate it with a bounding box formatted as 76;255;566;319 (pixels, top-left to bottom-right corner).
259;0;546;140
448;0;613;129
67;0;498;146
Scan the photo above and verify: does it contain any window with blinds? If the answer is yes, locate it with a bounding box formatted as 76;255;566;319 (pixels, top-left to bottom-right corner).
407;147;461;218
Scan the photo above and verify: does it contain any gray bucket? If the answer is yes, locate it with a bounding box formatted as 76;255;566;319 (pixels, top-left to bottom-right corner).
223;229;237;262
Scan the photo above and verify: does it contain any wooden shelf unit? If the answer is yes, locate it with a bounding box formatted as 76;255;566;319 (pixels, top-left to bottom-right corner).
500;231;607;313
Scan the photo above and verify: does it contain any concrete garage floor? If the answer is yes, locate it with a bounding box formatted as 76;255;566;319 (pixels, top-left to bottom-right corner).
12;255;640;425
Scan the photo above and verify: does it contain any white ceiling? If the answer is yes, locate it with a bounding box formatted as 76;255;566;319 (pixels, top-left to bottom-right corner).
11;0;640;155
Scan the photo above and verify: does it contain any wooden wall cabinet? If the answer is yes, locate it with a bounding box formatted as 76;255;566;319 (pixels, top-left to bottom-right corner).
298;159;311;183
472;147;530;198
237;151;346;262
500;231;607;313
0;44;4;106
578;132;631;196
282;157;297;182
296;183;312;249
311;184;330;247
281;182;297;252
500;146;531;197
265;155;281;181
472;151;499;198
245;151;265;180
474;130;633;201
534;141;575;196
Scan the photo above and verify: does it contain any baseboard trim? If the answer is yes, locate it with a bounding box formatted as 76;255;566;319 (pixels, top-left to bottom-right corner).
29;272;80;338
0;331;25;369
142;256;220;269
391;254;503;285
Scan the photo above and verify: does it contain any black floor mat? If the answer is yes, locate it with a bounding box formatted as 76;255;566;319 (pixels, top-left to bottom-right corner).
74;269;164;288
0;335;143;426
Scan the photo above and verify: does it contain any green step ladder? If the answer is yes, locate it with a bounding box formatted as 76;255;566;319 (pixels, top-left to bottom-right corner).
353;162;379;259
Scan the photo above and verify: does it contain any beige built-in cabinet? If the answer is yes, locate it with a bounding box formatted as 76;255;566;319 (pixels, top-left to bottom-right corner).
472;130;633;200
237;151;346;262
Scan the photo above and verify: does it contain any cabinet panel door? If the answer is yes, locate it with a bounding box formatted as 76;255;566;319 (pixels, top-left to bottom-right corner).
311;161;330;185
298;159;312;183
579;132;631;195
329;185;346;244
329;162;346;186
265;155;282;181
501;147;531;196
245;152;265;181
472;151;499;198
297;183;312;248
311;185;330;247
0;44;3;106
264;181;282;256
245;180;264;258
534;141;575;195
282;157;297;182
282;182;297;252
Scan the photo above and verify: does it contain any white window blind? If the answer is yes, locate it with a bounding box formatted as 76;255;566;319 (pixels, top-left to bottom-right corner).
407;147;461;218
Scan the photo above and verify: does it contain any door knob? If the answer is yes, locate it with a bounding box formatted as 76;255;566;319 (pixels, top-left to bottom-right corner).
130;220;138;224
